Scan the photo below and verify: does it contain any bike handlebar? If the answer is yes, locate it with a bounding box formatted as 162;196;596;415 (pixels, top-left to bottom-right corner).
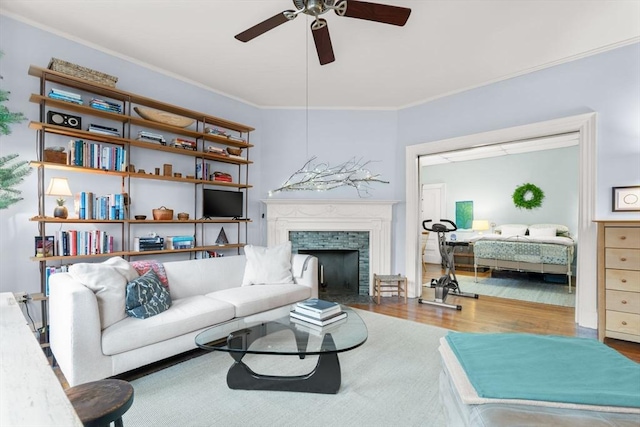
422;219;458;232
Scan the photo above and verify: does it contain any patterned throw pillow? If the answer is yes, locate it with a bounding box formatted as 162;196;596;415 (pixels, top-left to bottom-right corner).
125;269;172;319
129;260;169;289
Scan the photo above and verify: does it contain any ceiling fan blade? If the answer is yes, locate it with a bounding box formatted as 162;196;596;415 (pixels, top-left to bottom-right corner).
235;12;292;42
338;0;411;26
311;19;335;66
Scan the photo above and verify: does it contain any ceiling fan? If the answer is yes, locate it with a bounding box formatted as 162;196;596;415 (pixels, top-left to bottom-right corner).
235;0;411;65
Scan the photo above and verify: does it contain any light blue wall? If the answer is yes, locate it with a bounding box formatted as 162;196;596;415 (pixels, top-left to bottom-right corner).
1;15;638;302
421;146;580;235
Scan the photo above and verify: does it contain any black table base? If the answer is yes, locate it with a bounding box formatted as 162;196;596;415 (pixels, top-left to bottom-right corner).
226;333;341;394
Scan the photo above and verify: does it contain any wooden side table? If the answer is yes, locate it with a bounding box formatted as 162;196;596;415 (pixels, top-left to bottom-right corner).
65;379;134;427
373;274;408;304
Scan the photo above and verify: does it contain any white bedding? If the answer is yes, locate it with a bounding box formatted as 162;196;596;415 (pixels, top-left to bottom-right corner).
469;234;575;247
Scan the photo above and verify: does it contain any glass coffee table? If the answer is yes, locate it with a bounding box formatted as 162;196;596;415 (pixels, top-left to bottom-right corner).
195;306;367;394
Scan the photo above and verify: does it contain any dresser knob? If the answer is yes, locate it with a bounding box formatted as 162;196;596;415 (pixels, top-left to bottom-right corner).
621;300;627;304
620;258;627;262
622;321;628;326
620;236;627;240
621;279;627;283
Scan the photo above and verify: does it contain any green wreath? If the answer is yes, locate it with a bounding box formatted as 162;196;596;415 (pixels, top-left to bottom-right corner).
512;183;545;210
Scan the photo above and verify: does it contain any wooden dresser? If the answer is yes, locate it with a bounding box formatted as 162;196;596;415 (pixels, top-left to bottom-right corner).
596;221;640;343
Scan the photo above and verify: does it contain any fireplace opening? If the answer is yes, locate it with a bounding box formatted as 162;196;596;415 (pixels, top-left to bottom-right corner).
299;249;359;296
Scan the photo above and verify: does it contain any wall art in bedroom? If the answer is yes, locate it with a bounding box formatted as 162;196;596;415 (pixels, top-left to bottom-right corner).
612;186;640;212
455;201;473;230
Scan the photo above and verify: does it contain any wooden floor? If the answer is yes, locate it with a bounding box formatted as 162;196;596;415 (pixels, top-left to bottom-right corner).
349;267;640;363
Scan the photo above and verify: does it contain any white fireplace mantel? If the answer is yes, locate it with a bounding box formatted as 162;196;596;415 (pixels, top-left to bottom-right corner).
263;199;398;293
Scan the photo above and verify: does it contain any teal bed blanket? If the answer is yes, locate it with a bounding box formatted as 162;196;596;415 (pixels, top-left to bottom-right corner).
446;332;640;408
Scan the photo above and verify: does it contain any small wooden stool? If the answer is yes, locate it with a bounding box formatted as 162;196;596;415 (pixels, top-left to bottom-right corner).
373;274;408;304
65;379;134;427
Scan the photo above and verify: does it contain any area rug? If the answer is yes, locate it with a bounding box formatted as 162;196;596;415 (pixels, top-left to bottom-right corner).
122;310;449;427
454;274;575;307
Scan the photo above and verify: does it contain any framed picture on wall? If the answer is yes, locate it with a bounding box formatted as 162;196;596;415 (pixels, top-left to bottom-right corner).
612;186;640;212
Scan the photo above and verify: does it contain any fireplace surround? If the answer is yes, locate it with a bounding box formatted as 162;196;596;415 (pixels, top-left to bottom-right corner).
263;200;397;296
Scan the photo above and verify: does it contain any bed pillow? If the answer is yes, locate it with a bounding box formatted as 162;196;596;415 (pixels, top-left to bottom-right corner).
499;225;528;238
125;269;172;319
242;241;294;286
529;227;557;238
495;224;528;235
68;257;140;329
530;223;570;237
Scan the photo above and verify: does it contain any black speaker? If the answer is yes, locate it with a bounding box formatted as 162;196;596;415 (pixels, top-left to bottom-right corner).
47;110;82;129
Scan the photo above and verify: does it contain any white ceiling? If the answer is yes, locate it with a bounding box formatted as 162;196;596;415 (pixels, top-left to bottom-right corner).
2;0;639;109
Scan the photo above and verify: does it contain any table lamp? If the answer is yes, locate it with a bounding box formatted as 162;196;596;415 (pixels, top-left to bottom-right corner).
472;219;490;234
46;177;72;218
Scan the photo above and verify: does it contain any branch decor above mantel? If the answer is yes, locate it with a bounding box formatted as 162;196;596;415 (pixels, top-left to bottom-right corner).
269;156;389;198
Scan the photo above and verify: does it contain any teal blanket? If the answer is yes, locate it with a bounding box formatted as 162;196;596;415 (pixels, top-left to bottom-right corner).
446;332;640;408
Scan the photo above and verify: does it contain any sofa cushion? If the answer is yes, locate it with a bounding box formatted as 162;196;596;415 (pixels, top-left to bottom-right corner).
163;256;247;300
208;284;312;317
242;242;293;286
102;295;235;355
125;270;172;319
68;256;139;329
130;260;169;289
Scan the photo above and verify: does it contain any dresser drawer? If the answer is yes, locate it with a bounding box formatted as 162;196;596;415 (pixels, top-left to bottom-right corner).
605;269;640;292
605;289;640;313
605;248;640;270
605;227;640;249
605;310;640;337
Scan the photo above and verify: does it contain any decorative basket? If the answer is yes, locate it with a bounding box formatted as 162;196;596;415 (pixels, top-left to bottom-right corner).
48;58;118;87
152;206;174;220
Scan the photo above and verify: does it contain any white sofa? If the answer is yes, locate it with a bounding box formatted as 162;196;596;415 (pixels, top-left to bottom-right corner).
49;254;318;386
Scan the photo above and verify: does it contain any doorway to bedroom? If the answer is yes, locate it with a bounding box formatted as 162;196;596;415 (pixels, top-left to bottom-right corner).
418;133;579;309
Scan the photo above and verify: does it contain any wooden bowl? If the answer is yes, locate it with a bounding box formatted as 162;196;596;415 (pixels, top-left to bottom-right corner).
134;106;195;128
152;207;173;220
177;212;189;220
226;147;243;156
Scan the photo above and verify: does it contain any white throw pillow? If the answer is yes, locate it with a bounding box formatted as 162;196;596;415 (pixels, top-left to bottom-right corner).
68;257;139;329
500;225;528;238
529;227;557;238
242;242;294;286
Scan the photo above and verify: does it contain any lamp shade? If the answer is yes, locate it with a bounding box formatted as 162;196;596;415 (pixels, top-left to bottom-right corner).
472;220;490;231
45;177;72;197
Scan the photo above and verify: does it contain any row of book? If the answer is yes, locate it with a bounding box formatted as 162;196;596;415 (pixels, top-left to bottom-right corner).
74;192;126;220
289;298;347;329
90;98;122;114
165;235;195;250
48;88;83;105
68;139;127;171
35;231;114;258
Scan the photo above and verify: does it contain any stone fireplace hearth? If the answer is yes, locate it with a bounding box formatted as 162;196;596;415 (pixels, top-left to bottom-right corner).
263;200;397;296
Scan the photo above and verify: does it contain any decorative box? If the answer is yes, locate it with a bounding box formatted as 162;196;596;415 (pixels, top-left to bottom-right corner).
48;58;118;88
44;150;67;164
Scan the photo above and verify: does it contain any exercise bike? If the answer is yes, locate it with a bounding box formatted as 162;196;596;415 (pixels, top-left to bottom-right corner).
418;219;478;310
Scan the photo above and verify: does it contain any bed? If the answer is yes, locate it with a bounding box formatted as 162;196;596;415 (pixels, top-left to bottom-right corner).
438;332;640;427
470;223;576;292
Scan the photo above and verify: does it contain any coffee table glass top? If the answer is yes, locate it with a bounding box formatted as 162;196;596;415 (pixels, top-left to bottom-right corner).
195;306;367;356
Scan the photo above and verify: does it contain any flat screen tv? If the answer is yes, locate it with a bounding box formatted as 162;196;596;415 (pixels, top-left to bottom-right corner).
203;189;244;219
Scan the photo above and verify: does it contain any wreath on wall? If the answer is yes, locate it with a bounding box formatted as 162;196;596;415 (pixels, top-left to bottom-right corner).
512;183;545;210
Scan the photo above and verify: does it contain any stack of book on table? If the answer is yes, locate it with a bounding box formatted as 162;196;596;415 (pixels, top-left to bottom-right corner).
289;298;347;329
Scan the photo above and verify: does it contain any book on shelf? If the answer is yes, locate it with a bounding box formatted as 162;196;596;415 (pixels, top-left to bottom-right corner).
290;315;348;335
295;298;342;316
289;309;347;327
